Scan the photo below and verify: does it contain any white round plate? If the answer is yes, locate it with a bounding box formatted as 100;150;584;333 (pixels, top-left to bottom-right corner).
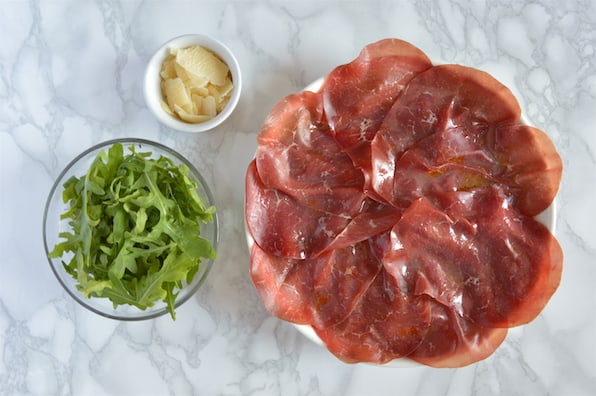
246;76;556;367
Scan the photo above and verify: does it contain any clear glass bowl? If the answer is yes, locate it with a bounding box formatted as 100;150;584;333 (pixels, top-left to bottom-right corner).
43;138;219;320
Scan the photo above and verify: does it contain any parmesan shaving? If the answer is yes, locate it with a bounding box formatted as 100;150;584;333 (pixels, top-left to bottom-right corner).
159;45;234;124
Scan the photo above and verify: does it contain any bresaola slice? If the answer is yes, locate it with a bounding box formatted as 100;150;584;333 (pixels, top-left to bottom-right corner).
256;91;365;216
386;125;503;206
245;161;350;259
439;187;563;327
245;38;564;367
250;239;382;328
321;199;403;253
491;124;563;216
408;301;508;368
371;64;522;206
321;38;432;189
313;270;433;364
386;188;563;329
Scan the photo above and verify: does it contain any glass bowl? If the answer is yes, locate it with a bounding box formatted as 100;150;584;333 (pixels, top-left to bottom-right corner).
43;138;219;320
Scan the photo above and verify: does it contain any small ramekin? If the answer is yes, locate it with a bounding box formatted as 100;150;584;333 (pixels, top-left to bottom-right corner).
144;34;242;133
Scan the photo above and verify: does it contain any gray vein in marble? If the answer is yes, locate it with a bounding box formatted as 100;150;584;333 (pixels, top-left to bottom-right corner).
1;1;595;395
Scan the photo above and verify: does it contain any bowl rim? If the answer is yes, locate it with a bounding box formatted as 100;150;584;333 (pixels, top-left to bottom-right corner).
43;137;220;321
143;33;242;133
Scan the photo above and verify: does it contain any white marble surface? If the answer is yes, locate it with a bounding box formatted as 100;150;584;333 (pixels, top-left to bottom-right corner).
1;0;595;395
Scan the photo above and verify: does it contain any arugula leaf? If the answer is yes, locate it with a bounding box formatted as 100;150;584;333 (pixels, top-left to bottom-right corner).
49;142;216;320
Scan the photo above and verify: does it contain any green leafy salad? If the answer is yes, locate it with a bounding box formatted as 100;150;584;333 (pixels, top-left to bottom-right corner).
49;142;216;319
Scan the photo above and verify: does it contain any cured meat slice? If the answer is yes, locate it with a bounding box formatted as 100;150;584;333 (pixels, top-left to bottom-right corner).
441;187;563;327
245;161;350;259
491;124;563;216
385;188;563;329
371;64;521;205
321;38;432;181
313;269;432;364
249;240;382;328
387;125;503;206
379;121;563;216
382;197;478;318
256;91;365;216
321;199;403;254
408;301;508;368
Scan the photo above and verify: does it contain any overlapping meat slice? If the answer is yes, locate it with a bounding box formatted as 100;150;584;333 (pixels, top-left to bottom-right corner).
256;90;365;216
490;124;563;216
245;161;351;259
321;199;403;253
385;188;563;329
321;38;432;184
408;302;508;368
371;63;563;215
313;269;432;364
440;187;563;327
387;125;505;206
371;64;523;205
249;239;382;328
386;123;563;212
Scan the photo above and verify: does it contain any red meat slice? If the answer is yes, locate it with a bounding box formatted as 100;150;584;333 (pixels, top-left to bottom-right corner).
321;38;432;185
321;199;403;254
442;187;563;327
313;269;432;364
381;207;507;367
377;119;563;217
249;240;382;328
388;125;504;206
386;188;563;329
245;160;350;259
408;301;508;368
491;124;563;216
371;64;521;205
256;91;365;216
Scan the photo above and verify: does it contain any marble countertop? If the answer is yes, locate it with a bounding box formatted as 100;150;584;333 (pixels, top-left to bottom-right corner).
1;1;595;395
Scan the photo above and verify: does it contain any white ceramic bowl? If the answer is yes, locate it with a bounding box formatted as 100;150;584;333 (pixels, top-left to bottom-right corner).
144;34;242;133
